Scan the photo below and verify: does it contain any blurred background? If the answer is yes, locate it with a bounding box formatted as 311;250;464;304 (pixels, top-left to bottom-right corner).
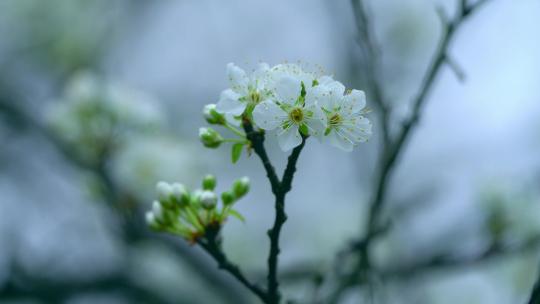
0;0;539;303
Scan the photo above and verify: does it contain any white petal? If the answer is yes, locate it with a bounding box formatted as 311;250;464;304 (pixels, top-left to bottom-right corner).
251;63;271;91
342;89;366;114
305;85;328;108
253;62;270;79
325;129;354;152
335;115;372;144
325;81;346;110
253;100;287;130
317;75;335;86
227;63;249;91
275;76;301;105
304;105;327;137
326;80;345;97
277;124;302;151
216;89;245;116
346;117;372;142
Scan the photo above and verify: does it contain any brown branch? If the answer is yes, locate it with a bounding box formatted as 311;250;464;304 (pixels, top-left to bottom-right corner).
198;227;268;302
243;120;307;304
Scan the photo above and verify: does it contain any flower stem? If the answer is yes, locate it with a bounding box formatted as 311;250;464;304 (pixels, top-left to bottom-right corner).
222;138;248;144
224;122;246;138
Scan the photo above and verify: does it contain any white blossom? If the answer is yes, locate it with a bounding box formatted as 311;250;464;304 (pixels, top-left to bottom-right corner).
309;81;372;151
216;62;270;116
211;62;372;152
253;75;326;151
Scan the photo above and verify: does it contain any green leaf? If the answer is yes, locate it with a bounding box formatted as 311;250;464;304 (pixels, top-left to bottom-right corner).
228;209;245;222
231;143;243;164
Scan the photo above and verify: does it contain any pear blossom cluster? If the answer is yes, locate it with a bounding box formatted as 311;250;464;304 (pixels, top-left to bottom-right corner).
47;72;163;164
145;175;250;243
202;62;372;152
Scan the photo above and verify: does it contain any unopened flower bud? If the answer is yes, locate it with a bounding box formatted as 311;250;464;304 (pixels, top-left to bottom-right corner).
221;191;235;205
171;183;190;205
144;211;159;230
202;174;217;190
199;127;223;148
203;104;226;125
145;211;157;226
232;177;250;198
152;200;164;220
190;189;203;205
156;181;173;203
200;190;217;209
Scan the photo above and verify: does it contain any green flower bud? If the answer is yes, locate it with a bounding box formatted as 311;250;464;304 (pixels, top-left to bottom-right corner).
232;177;250;199
200;190;217;209
202;174;217;190
221;191;235;205
171;183;190;206
203;104;226;125
156;181;173;203
199;127;223;148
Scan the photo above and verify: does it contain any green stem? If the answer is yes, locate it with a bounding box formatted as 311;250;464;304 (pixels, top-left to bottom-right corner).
222;138;248;144
224;122;246;138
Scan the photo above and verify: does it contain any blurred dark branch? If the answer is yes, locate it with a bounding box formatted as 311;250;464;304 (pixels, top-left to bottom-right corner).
0;268;176;304
350;0;390;145
329;0;494;302
0;91;250;304
528;264;540;304
366;0;492;246
380;235;540;280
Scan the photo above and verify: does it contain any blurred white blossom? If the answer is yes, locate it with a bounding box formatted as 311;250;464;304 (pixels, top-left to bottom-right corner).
111;135;201;202
47;72;164;164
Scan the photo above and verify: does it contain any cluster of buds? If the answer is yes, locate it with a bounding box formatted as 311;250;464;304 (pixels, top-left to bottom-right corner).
145;174;250;243
199;104;248;163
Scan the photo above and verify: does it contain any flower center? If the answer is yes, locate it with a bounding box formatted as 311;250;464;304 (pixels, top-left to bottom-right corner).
289;107;304;124
249;90;261;103
329;113;342;126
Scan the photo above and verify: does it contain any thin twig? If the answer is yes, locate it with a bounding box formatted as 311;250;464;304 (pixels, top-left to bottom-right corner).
329;1;494;302
266;137;306;303
243;121;281;194
366;0;493;245
350;0;390;146
243;120;307;304
199;227;268;302
379;236;540;280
